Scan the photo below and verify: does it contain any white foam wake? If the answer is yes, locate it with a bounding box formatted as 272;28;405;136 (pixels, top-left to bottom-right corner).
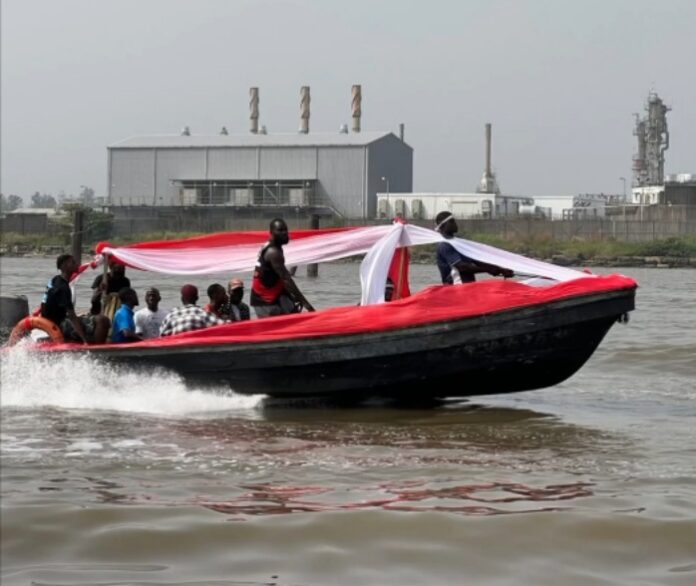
0;344;264;416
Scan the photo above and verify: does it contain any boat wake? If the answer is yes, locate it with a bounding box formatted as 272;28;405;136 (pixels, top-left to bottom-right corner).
0;344;264;416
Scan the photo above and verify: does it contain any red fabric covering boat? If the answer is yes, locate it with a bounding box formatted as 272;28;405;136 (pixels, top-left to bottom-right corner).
34;274;637;399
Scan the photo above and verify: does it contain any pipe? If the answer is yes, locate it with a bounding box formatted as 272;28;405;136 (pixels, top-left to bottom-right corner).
299;86;310;134
250;87;259;134
399;123;405;141
352;84;361;133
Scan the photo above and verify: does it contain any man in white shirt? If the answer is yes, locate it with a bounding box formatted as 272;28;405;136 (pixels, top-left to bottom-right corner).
134;287;168;339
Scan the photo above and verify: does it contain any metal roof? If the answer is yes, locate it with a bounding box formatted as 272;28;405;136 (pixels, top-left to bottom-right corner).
109;131;400;149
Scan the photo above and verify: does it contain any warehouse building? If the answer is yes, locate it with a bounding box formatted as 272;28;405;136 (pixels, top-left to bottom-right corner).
107;85;412;222
108;130;412;219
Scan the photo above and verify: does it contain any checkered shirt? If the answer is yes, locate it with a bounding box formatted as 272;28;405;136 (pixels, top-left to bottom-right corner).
159;304;226;337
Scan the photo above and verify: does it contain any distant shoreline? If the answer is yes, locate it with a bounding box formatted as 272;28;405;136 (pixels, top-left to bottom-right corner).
2;231;696;269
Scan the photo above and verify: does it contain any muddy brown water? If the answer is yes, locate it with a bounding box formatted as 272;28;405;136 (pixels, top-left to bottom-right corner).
1;258;695;585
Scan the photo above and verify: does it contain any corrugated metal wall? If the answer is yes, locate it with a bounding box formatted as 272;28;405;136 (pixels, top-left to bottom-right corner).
317;147;366;217
155;150;205;203
208;148;258;180
260;147;317;180
110;149;156;205
367;134;413;218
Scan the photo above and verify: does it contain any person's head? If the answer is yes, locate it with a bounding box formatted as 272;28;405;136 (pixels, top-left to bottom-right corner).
228;278;244;305
207;283;228;307
118;287;139;308
269;218;289;246
435;211;457;237
384;278;395;302
109;260;126;278
56;253;77;276
180;284;199;305
144;287;161;311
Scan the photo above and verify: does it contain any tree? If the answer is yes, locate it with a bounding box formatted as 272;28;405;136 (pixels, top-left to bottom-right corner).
0;193;23;212
79;185;95;208
30;192;57;209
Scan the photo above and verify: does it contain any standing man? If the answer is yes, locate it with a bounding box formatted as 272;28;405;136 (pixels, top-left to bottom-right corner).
111;288;142;343
41;254;110;344
250;218;315;318
226;278;250;321
134;287;167;339
434;211;513;284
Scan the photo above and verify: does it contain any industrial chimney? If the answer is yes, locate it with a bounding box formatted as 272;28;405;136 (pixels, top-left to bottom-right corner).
351;84;362;133
476;122;500;195
249;87;259;134
485;123;492;177
299;86;310;134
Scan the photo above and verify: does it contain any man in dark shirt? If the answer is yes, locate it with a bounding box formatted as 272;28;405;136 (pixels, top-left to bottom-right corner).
91;260;131;315
435;211;513;284
42;254;110;344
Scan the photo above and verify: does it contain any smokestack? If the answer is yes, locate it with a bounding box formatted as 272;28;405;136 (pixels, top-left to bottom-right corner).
485;123;492;176
249;87;259;134
399;123;405;142
351;84;362;133
299;86;310;134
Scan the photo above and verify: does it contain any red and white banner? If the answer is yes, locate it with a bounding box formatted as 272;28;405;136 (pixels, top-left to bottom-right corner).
77;224;589;305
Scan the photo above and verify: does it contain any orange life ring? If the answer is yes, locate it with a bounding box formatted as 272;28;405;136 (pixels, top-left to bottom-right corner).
8;316;65;345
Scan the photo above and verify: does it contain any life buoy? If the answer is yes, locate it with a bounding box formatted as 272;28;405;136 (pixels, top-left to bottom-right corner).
8;316;65;345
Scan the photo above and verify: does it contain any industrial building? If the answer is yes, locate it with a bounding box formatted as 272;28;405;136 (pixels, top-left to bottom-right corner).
107;85;413;220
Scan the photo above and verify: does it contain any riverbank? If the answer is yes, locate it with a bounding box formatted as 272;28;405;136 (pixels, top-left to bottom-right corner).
2;231;696;268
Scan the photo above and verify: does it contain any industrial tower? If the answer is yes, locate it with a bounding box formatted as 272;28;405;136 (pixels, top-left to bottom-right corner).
632;93;670;187
476;123;500;195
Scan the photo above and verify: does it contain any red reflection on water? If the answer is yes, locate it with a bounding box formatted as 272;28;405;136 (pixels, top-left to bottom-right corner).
197;480;594;518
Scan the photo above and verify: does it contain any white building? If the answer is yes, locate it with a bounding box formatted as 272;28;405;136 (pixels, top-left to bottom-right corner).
375;193;533;220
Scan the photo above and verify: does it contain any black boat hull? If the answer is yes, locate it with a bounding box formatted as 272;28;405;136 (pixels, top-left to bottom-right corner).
63;288;634;399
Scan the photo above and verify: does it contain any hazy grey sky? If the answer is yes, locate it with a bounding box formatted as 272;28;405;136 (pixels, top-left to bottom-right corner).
1;0;694;201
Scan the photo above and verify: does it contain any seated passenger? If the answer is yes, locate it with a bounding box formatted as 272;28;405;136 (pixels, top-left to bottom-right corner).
41;253;110;344
111;288;142;343
227;278;251;321
134;287;167;339
434;211;513;284
204;283;229;320
160;284;225;337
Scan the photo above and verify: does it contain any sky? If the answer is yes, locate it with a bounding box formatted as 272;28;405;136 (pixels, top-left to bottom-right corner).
1;0;695;202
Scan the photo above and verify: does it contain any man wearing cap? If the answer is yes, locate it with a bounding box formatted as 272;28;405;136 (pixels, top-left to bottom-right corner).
160;284;225;337
226;278;250;321
435;211;513;284
134;287;168;339
250;218;315;318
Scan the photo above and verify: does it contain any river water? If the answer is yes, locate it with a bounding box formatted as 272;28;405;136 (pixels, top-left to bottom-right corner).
1;257;695;585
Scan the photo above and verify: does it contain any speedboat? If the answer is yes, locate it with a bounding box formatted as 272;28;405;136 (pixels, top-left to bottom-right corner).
11;223;637;399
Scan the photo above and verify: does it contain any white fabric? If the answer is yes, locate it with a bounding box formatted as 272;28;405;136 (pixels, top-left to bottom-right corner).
100;226;394;276
358;224;587;305
90;224;586;307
